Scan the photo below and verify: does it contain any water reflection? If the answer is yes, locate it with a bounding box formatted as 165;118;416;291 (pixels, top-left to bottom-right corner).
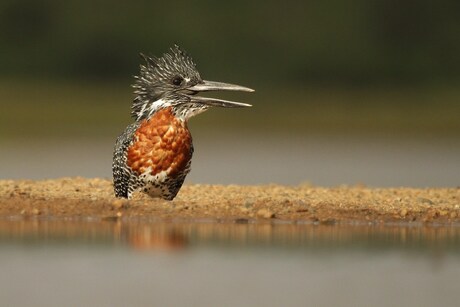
1;219;460;254
2;219;460;306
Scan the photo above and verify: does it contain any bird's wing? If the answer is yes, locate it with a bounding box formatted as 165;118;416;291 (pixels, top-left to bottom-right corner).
112;122;140;198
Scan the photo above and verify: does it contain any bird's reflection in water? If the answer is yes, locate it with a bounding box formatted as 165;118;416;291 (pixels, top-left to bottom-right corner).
1;218;460;257
120;223;188;251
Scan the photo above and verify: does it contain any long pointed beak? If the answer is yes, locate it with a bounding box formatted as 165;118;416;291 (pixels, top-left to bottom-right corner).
187;80;254;93
186;80;253;108
190;95;252;108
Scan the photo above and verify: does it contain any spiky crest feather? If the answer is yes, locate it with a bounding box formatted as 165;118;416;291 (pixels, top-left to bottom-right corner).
131;45;202;120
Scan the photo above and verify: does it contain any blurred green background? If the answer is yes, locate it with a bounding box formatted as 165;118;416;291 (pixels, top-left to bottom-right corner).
0;0;459;185
1;0;460;137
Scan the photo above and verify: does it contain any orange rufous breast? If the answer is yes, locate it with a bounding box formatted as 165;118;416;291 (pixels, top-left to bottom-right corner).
127;107;192;178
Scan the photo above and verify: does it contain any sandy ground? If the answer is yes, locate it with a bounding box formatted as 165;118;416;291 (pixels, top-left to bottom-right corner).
0;178;459;224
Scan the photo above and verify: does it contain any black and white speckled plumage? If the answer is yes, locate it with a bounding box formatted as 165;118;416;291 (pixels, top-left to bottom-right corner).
131;45;202;121
112;122;140;198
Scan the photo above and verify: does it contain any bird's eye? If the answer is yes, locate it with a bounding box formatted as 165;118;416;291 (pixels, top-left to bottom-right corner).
172;76;183;86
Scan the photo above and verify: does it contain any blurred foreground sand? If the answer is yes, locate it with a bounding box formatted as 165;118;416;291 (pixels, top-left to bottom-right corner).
0;178;459;224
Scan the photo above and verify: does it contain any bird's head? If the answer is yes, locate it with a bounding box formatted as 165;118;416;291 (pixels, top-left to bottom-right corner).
131;45;253;121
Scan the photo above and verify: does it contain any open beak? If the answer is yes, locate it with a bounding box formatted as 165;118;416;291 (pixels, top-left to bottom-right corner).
186;80;254;108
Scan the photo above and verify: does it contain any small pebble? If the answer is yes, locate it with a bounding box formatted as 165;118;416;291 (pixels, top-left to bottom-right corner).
257;209;274;219
239;207;249;213
111;199;127;210
417;197;434;205
400;209;408;217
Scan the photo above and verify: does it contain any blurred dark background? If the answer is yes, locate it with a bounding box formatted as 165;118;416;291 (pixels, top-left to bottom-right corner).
1;0;459;186
2;0;460;84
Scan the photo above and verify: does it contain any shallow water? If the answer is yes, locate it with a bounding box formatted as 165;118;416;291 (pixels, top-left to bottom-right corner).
1;219;460;307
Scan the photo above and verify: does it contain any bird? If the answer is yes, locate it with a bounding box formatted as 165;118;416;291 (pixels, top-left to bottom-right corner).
112;45;253;200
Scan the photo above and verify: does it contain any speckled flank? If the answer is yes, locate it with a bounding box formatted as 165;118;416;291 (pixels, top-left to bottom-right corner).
112;122;140;198
127;107;192;178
